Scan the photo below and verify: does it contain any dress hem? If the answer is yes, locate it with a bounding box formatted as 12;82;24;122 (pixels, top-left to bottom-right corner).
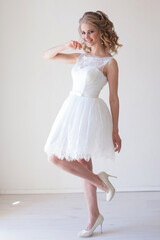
45;150;115;162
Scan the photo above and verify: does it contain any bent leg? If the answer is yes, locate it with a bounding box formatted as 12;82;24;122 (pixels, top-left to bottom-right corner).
48;155;109;193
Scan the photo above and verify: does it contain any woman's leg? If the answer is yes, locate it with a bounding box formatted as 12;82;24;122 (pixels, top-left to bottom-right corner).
48;155;109;193
78;158;100;230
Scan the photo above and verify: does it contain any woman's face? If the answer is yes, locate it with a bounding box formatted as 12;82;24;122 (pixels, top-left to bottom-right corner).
80;22;101;46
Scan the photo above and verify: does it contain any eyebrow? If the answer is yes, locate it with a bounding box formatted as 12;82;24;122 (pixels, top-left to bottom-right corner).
81;29;94;32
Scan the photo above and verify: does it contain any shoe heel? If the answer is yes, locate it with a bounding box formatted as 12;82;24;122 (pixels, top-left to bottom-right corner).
107;174;117;178
100;223;103;233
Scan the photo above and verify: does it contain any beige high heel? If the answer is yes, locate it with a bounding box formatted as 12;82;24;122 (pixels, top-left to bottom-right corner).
77;213;104;237
98;171;117;201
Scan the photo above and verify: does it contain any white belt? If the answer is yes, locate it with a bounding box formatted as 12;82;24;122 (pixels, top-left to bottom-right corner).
70;91;98;99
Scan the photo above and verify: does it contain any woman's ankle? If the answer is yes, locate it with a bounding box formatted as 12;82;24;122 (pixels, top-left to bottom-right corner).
89;211;100;219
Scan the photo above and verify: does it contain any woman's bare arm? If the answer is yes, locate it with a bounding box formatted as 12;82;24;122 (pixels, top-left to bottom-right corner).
104;58;119;133
104;58;122;153
42;41;82;64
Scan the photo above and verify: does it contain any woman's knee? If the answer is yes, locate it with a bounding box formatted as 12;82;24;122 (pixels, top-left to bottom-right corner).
78;158;93;171
48;155;60;165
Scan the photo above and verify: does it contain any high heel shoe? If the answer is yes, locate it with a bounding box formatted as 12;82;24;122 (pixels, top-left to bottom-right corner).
77;213;104;238
98;171;117;201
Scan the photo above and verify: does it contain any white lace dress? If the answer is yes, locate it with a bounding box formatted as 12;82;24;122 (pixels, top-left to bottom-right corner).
44;52;116;162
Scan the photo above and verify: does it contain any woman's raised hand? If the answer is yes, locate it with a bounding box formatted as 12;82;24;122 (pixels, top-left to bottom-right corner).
66;40;82;50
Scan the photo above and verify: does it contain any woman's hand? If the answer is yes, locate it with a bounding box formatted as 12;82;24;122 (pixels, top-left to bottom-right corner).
65;40;82;50
112;132;122;153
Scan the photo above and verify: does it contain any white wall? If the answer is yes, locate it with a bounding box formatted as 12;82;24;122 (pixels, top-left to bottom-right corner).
0;0;160;194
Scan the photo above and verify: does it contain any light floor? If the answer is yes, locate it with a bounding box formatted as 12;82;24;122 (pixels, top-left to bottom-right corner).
0;191;160;240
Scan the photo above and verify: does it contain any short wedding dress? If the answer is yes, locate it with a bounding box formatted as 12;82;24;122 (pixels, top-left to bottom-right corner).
44;52;116;162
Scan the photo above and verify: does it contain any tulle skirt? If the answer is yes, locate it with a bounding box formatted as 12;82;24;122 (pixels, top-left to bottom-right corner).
44;92;115;162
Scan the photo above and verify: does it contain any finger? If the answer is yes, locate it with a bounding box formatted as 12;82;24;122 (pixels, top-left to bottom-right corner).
78;44;81;49
73;42;76;48
117;146;121;152
118;142;121;149
114;143;119;152
72;41;76;48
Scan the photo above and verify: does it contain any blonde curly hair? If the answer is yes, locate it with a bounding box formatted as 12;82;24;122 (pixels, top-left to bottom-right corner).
78;10;123;55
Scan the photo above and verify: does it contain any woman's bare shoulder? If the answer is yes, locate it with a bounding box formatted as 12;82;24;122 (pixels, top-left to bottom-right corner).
74;53;83;60
103;57;118;76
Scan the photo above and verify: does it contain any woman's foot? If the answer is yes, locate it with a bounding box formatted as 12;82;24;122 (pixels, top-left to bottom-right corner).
97;175;109;193
98;172;117;201
85;212;100;230
78;213;104;237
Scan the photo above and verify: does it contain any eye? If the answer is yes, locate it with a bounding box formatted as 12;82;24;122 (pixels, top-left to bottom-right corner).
81;30;94;35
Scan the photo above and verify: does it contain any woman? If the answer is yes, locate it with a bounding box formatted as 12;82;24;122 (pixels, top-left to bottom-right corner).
43;10;122;238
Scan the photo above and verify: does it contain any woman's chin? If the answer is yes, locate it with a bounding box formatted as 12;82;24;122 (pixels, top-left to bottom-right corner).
86;42;93;47
85;40;93;45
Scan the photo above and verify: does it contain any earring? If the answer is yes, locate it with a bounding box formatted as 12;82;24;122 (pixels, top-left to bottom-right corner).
100;36;104;45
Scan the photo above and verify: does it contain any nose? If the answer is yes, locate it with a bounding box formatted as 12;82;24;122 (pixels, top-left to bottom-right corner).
85;33;91;41
86;33;89;38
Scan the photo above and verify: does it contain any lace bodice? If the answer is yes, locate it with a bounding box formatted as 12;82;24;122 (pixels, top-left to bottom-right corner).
70;53;113;98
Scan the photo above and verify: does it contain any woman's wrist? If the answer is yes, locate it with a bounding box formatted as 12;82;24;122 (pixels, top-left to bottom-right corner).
64;41;71;49
113;130;119;134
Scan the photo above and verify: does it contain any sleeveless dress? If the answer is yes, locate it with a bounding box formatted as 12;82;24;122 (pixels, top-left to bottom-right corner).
44;52;116;162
